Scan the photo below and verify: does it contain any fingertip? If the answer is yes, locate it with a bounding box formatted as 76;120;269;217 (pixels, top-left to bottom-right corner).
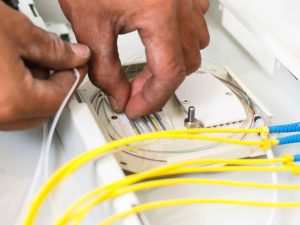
200;0;210;13
70;44;91;60
108;96;121;112
125;100;146;119
125;97;162;119
125;75;184;119
125;91;162;119
89;64;130;113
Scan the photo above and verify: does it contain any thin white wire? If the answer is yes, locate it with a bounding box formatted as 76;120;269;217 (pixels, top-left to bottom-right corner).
15;69;81;225
43;68;80;180
15;124;48;225
266;149;278;225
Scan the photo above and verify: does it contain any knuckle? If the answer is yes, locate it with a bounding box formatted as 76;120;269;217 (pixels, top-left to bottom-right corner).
168;62;187;80
90;71;114;90
90;65;123;90
186;57;201;74
0;101;17;122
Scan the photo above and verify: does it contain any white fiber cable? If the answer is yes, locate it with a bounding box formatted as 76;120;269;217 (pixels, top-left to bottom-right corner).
15;69;81;225
43;68;80;180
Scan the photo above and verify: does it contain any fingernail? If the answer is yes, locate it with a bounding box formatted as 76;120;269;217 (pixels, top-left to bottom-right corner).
108;96;120;112
71;44;91;58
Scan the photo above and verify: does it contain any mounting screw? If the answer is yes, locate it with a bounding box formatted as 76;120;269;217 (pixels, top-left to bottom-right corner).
184;106;203;128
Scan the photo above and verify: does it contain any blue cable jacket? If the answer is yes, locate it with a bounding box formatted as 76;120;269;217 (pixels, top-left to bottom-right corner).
278;134;300;145
269;122;300;133
294;154;300;162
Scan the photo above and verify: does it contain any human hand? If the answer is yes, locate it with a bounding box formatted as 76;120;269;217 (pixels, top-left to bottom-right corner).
60;0;210;118
0;2;91;130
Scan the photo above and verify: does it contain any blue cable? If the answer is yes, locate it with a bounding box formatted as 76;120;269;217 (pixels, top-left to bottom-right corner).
269;122;300;133
277;134;300;145
294;154;300;162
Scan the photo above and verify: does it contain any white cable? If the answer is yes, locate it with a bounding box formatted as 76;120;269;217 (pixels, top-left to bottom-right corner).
43;68;80;179
15;69;81;225
266;149;278;225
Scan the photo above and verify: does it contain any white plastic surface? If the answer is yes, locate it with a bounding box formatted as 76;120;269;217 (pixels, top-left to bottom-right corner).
175;72;247;127
19;0;47;29
220;0;300;78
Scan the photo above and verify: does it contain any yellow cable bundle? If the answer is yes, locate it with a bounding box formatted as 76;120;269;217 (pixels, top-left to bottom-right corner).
24;127;294;225
55;156;295;225
99;198;300;225
66;167;300;225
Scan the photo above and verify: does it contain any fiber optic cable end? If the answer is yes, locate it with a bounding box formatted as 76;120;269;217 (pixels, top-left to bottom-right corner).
269;122;300;134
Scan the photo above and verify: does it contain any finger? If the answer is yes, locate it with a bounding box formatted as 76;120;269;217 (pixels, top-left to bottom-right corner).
193;0;210;48
22;66;88;118
177;0;201;74
0;118;48;131
16;17;91;70
196;0;210;13
85;26;130;112
126;8;186;118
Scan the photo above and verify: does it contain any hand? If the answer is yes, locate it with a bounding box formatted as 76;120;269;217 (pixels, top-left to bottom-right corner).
0;2;91;130
60;0;210;118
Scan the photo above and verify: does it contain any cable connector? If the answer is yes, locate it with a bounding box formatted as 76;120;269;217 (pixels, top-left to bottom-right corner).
259;138;273;151
260;126;269;137
283;155;294;166
292;165;300;176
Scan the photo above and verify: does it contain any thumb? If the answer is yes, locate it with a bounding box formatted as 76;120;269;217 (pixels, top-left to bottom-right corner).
18;19;90;70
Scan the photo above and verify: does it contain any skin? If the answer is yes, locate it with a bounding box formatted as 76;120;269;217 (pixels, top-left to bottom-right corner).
0;2;91;131
60;0;210;118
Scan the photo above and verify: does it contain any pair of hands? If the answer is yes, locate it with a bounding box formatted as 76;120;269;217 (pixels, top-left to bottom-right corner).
0;0;209;130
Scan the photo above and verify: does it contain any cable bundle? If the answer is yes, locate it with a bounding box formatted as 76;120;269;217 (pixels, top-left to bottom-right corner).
22;125;300;225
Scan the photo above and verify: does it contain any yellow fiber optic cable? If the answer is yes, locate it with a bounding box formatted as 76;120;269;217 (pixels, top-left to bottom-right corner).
99;198;300;225
156;127;265;134
56;160;298;225
71;177;300;225
54;155;293;225
162;166;297;175
23;131;277;225
24;127;278;225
